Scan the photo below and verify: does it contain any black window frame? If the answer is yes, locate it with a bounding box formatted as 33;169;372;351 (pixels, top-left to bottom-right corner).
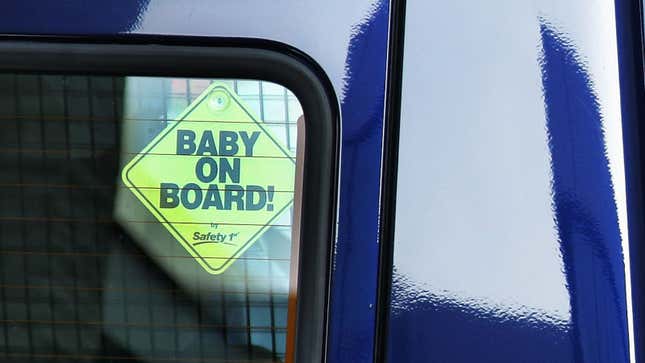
0;36;339;363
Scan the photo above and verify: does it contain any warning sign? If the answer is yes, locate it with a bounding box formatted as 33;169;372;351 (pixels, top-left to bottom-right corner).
122;83;296;274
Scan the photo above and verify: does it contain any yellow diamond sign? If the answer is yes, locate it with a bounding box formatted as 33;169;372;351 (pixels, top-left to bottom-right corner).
122;83;296;274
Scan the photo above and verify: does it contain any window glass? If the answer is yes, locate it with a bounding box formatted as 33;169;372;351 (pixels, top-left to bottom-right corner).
0;75;303;362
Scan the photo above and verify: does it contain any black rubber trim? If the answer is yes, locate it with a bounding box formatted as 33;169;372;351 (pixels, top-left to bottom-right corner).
0;36;339;363
615;0;645;361
374;0;406;362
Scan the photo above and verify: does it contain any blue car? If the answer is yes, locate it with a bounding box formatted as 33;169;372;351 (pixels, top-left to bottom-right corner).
0;1;643;362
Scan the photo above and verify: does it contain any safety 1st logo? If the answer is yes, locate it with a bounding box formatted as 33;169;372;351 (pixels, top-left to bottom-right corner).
122;83;296;274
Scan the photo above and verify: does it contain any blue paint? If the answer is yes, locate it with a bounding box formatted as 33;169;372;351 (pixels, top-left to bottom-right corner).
613;0;645;360
388;269;574;362
327;1;389;362
3;1;150;34
540;21;629;362
386;19;629;363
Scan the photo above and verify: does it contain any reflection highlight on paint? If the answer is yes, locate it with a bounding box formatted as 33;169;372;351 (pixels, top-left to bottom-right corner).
387;17;631;363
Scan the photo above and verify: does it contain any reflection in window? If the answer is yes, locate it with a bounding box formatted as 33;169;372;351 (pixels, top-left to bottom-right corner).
0;75;302;362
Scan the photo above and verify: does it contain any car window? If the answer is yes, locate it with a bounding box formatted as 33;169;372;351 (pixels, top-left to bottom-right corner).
0;74;303;363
